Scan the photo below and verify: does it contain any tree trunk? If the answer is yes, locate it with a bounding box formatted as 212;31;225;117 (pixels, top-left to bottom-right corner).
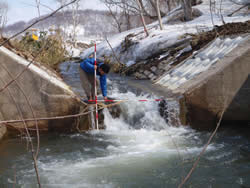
149;0;166;18
137;0;149;37
126;13;131;30
149;0;158;15
181;0;192;21
166;0;172;12
123;3;131;31
156;0;164;30
72;0;80;47
191;0;197;5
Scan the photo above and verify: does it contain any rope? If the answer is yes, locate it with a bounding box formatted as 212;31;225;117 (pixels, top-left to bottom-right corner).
0;101;124;125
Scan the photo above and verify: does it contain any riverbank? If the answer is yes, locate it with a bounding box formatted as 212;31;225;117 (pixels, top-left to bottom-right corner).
0;63;250;187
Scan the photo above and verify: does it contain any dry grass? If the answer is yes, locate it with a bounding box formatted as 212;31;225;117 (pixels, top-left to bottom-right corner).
11;32;68;70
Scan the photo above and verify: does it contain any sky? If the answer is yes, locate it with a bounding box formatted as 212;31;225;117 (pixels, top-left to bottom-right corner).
7;0;106;25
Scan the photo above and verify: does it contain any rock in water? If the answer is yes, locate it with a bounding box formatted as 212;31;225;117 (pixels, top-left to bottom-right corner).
158;100;169;124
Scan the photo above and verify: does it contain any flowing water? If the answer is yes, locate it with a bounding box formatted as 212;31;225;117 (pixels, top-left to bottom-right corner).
0;62;250;188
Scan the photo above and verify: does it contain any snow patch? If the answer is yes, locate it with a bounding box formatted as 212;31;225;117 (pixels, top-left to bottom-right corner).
80;0;250;66
65;45;82;57
126;61;136;67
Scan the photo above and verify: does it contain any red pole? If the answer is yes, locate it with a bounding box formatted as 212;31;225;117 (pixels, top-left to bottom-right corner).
94;43;99;130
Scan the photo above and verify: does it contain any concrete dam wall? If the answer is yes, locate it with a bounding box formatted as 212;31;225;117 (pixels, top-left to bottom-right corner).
156;35;250;130
0;46;90;140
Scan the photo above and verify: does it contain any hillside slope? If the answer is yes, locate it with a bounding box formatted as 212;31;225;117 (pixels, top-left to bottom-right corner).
80;0;250;66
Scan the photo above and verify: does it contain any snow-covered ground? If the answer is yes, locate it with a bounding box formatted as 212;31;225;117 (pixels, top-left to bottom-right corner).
65;45;82;57
65;35;103;57
80;0;250;66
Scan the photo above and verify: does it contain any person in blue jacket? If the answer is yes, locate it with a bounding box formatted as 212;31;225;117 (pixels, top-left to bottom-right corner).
79;57;110;101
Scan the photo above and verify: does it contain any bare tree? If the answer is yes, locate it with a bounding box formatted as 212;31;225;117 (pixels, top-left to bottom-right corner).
55;0;68;6
209;0;215;26
54;0;70;38
181;0;192;21
122;1;132;30
35;0;41;17
71;0;81;47
102;0;135;32
219;0;226;24
148;0;167;17
54;0;82;43
156;0;164;30
137;0;149;36
55;0;67;28
0;1;8;37
101;0;174;34
101;0;168;20
165;0;172;12
104;2;123;32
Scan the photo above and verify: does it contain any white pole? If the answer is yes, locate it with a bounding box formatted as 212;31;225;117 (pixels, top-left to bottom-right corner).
94;43;99;130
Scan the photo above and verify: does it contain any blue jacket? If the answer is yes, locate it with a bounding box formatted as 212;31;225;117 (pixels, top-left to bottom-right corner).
80;58;107;97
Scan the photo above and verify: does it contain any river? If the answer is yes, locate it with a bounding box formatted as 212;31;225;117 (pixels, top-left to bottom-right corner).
0;62;250;188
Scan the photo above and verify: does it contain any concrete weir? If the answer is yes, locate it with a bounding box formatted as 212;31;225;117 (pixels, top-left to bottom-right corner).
0;46;90;139
156;35;250;130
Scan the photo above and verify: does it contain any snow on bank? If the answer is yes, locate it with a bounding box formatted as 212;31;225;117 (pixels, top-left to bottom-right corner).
80;0;250;65
65;45;82;57
61;25;85;37
65;37;103;58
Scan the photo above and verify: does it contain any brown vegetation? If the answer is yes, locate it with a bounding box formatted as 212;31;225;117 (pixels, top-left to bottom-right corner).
10;32;68;70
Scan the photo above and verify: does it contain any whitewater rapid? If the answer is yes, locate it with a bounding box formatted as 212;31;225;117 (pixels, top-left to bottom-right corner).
1;62;249;188
17;90;217;187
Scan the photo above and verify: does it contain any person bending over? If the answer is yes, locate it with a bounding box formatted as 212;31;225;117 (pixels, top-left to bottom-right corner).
79;57;110;101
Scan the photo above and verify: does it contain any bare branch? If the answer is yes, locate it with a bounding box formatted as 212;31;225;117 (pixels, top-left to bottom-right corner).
0;0;78;47
0;64;40;159
105;3;123;32
0;77;41;188
105;37;122;64
228;4;248;17
17;1;55;11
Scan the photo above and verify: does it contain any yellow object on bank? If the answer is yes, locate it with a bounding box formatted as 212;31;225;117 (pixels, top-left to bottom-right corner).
32;34;39;41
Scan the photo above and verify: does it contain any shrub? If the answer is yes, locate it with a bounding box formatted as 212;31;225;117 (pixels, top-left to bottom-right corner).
12;31;68;70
